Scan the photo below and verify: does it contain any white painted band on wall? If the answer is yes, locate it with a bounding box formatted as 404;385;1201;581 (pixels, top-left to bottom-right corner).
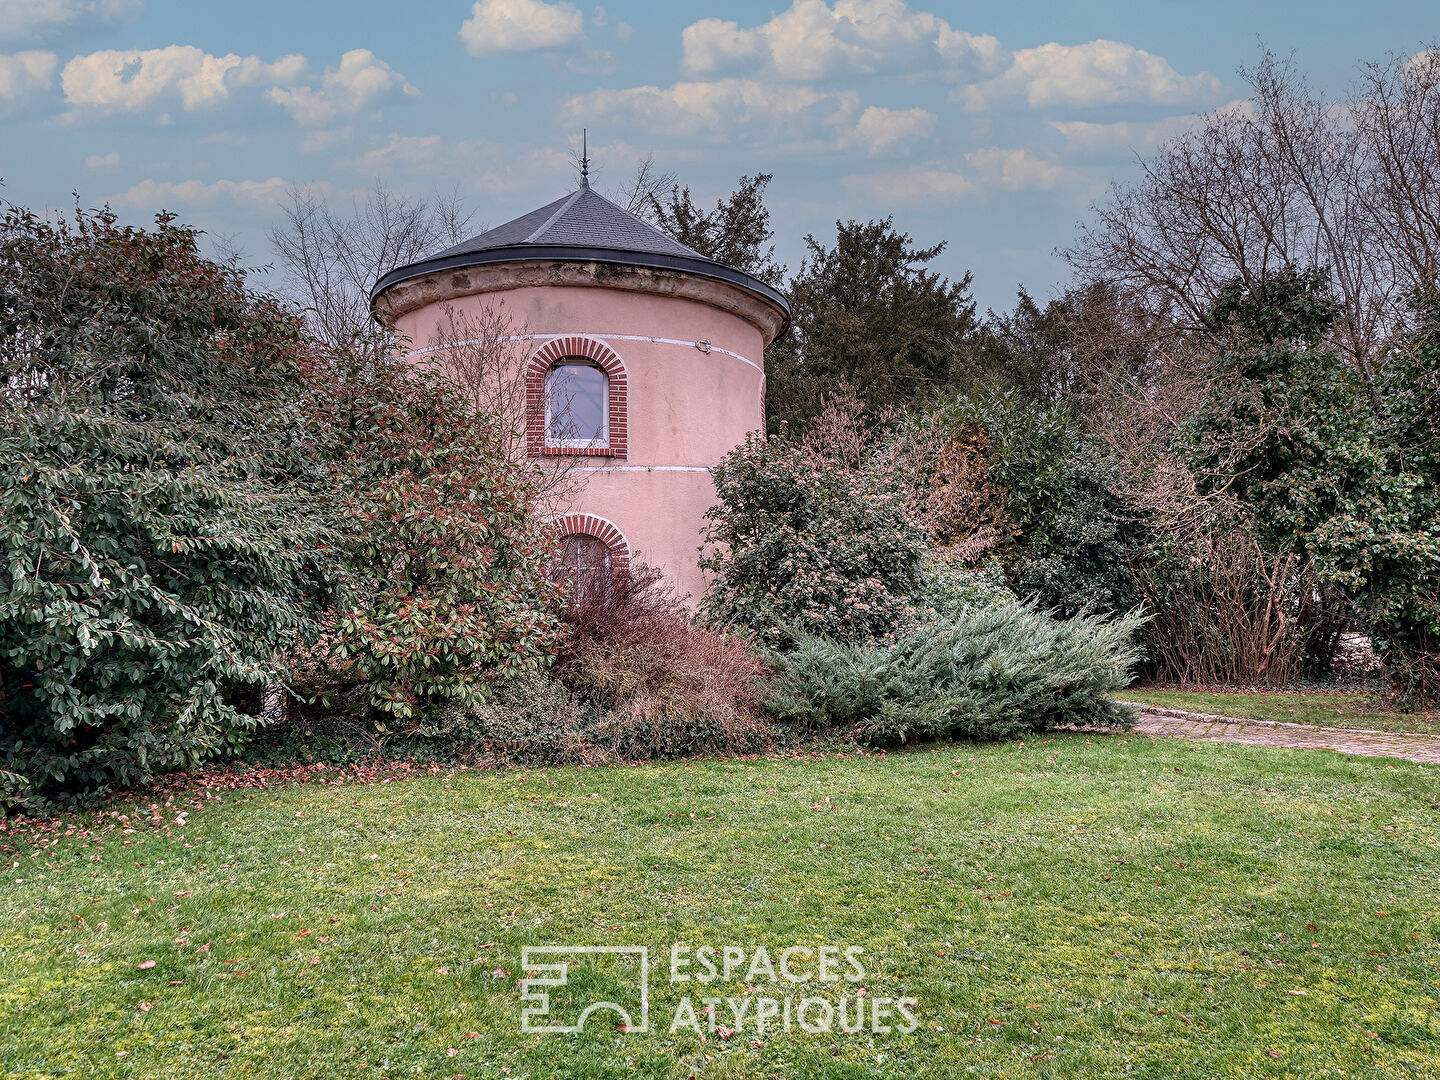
554;465;714;473
403;332;763;376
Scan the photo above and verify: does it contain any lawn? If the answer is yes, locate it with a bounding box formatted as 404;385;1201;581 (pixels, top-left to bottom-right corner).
1117;687;1440;735
2;735;1437;1079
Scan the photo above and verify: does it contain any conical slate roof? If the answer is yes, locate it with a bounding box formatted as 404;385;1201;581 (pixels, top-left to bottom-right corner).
370;180;789;329
427;184;710;263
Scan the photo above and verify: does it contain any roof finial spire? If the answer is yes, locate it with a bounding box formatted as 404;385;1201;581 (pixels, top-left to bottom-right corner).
580;128;590;188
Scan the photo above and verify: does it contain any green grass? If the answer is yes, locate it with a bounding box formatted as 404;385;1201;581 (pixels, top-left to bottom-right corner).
1117;688;1440;735
2;736;1438;1079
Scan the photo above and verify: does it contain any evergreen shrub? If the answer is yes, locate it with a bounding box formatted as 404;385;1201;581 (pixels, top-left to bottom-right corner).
763;601;1144;744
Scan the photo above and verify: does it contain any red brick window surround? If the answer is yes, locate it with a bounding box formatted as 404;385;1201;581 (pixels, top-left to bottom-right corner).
526;336;627;458
553;513;631;575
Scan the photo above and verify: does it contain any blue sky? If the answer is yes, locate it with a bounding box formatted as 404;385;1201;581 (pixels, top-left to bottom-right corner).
1;0;1435;311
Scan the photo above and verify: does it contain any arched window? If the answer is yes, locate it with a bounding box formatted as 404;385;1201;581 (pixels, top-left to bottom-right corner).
558;532;612;600
526;337;626;459
545;360;608;449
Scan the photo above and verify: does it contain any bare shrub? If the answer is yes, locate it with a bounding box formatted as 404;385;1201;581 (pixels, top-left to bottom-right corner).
1131;531;1307;686
422;299;583;514
555;564;776;759
798;380;891;472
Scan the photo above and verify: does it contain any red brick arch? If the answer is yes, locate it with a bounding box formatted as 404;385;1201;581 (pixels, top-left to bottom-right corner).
526;335;627;458
552;512;630;574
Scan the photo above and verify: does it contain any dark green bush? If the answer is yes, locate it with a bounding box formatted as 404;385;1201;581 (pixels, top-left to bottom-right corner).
890;389;1140;617
0;205;326;807
763;601;1144;744
701;432;926;645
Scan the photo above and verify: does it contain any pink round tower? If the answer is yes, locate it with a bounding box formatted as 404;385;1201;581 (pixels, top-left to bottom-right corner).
371;176;789;602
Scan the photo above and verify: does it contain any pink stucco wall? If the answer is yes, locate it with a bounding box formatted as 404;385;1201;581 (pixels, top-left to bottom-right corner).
393;282;770;603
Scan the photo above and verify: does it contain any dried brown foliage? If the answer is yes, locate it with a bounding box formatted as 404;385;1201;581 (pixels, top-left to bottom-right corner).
555;565;775;759
914;429;1013;565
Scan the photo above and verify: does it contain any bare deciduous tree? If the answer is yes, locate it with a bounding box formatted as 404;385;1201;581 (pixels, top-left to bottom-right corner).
1068;44;1440;366
1353;48;1440;305
423;299;587;514
268;182;475;357
608;153;676;227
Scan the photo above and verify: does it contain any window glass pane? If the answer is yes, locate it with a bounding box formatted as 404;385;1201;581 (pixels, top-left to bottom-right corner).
559;534;611;600
547;362;607;443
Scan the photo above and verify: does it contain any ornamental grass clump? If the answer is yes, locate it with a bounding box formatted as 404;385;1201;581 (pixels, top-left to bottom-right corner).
763;600;1145;744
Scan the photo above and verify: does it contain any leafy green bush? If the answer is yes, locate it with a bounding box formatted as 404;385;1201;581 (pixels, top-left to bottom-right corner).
762;601;1144;744
300;355;562;721
0;204;326;807
1179;269;1440;702
890;389;1139;617
701;432;926;645
1332;303;1440;705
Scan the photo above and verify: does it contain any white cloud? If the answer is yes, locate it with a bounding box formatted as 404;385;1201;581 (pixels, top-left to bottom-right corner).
957;39;1223;110
564;47;618;76
0;50;58;102
844;165;975;204
566;78;860;142
846;105;933;154
267;49;417;126
845;147;1079;205
1403;48;1439;79
964;147;1076;190
0;0;138;46
348;133;481;174
110;176;299;212
1049;112;1208;155
84;150;119;168
682;0;1005;80
344;133;571;196
459;0;583;56
299;126;353;152
61;46;306;113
